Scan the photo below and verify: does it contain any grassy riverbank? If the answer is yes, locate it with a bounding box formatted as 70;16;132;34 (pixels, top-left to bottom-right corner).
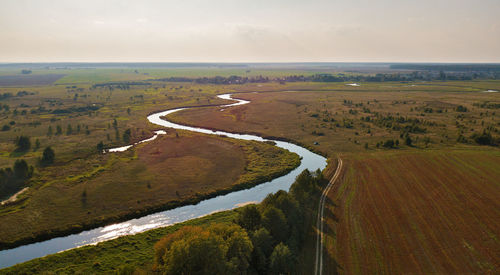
2;167;329;274
0;130;299;249
1;210;238;274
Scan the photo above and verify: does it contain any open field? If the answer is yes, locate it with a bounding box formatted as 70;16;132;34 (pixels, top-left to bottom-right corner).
0;74;66;86
324;150;500;274
168;81;500;155
0;130;299;248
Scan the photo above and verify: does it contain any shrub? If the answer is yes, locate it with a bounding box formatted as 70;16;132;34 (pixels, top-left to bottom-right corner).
471;131;495;145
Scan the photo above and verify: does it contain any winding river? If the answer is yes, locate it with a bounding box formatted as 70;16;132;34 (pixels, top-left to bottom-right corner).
0;94;327;269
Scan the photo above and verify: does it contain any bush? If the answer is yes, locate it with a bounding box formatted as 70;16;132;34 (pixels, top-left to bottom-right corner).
382;139;395;148
471;131;495;146
456;105;468;112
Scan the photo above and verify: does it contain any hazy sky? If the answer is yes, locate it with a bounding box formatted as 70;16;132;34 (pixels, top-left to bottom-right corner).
1;0;499;62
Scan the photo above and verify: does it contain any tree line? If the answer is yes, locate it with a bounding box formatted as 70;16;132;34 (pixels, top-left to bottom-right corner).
152;169;327;274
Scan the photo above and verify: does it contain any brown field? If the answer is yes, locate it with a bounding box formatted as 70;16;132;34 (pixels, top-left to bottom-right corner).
0;130;299;248
324;150;500;274
168;82;500;156
0;74;66;86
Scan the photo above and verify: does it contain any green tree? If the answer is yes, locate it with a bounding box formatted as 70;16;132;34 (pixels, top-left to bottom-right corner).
123;129;132;143
13;159;32;179
56;125;62;135
236;204;261;232
15;136;31;152
405;135;412;146
41;147;55;166
261;207;288;243
154;224;252;274
47;126;53;137
269;243;293;274
97;141;105;153
66;124;73;135
250;228;274;273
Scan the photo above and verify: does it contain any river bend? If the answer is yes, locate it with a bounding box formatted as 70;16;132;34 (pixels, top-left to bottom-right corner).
0;94;326;268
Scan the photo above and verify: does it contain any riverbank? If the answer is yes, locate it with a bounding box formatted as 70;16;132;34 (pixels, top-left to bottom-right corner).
1;210;238;274
0;133;299;251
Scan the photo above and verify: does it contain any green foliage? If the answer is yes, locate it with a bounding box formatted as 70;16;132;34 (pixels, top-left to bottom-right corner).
236;204;261;232
261;206;288;244
14;135;31;152
154;224;252;274
3;211;237;274
151;168;325;274
270;242;294;275
123;129;132;144
456;105;468;112
97;141;105;153
41;147;55;166
471;131;495;146
250;228;273;273
13;159;32;179
66;124;73;135
56;125;62;135
0;159;33;198
405;135;413;146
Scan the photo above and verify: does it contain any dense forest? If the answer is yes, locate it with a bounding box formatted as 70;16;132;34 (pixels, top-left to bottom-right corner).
152;169;327;274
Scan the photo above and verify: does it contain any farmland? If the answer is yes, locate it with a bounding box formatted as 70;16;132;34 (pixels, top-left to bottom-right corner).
324;150;500;274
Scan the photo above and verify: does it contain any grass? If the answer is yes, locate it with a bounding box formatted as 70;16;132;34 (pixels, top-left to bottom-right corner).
324;149;500;274
0;130;299;249
167;80;500;156
0;209;238;274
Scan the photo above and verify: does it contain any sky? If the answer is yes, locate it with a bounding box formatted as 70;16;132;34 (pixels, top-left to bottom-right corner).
0;0;499;63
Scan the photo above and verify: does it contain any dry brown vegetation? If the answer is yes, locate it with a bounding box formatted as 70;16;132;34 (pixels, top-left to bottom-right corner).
324;150;500;274
169;81;500;155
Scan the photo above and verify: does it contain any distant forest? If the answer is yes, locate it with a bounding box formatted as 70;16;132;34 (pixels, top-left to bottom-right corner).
154;69;500;85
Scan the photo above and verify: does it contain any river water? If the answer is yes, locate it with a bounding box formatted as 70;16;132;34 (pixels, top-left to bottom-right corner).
0;94;326;269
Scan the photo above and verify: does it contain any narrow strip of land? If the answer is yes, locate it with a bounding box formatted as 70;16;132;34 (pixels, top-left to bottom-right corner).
315;158;343;275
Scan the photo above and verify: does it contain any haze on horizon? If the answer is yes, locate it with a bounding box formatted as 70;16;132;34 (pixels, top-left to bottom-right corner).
0;0;499;63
